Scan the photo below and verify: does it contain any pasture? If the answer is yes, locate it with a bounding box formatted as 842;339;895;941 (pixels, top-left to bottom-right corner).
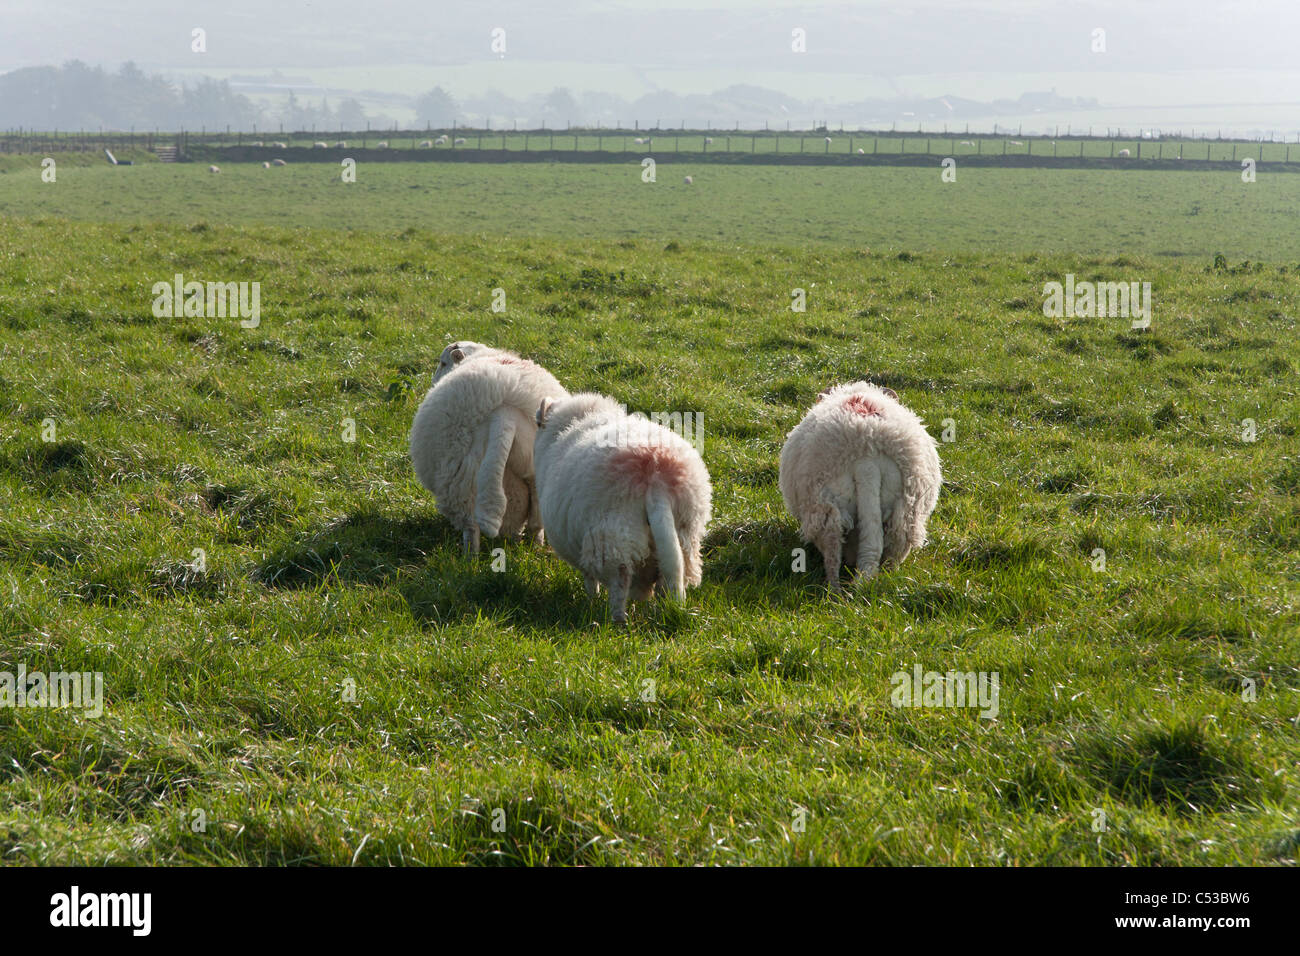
3;159;1300;259
0;159;1296;865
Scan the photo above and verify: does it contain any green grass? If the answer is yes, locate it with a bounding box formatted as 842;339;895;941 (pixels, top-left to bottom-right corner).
4;161;1300;258
0;211;1296;864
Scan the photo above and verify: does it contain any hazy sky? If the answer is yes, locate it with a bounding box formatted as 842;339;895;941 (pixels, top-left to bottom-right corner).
3;1;1299;130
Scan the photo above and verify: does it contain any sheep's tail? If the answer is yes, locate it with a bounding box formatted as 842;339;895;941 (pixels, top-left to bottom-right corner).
646;483;685;600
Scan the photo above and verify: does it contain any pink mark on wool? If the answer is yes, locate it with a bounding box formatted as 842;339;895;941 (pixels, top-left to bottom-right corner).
842;394;882;417
608;445;690;493
495;357;536;369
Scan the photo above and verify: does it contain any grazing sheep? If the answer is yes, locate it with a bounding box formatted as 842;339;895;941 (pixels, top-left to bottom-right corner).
419;140;433;148
1009;140;1024;146
251;140;264;147
959;140;975;147
704;137;713;145
454;137;467;146
633;137;645;144
779;382;941;593
335;140;347;148
273;141;287;148
376;141;389;148
857;147;866;154
435;134;449;145
313;141;328;149
683;175;693;184
262;161;271;168
1118;148;1131;157
824;136;833;144
208;165;220;173
409;343;568;554
271;158;287;166
533;393;712;624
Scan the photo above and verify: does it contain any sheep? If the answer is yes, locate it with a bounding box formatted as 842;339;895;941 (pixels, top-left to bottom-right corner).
533;393;711;624
435;134;449;145
208;165;220;173
453;137;467;146
857;147;866;154
262;161;271;168
824;136;833;144
271;158;287;166
779;382;941;593
419;140;434;148
334;140;347;148
683;175;693;184
633;137;645;144
1009;140;1024;146
313;141;327;148
273;141;288;148
1117;148;1131;157
251;140;264;146
409;343;568;555
376;141;389;148
704;137;713;145
959;140;975;147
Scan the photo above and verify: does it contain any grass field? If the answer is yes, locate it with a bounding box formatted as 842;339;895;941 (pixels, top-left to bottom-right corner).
0;202;1296;863
4;161;1300;259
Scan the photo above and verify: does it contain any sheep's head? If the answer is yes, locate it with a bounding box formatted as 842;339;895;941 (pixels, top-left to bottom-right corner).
431;341;488;385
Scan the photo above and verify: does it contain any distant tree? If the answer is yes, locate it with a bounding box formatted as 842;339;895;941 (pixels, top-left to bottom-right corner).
413;86;457;128
540;87;578;125
336;98;367;131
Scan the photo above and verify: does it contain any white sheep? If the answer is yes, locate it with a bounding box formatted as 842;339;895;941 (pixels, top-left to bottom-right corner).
313;141;328;148
251;140;264;147
533;393;712;624
704;137;713;145
683;175;693;184
959;140;975;147
419;140;434;148
634;137;645;144
262;161;271;168
271;158;287;166
857;147;865;154
454;137;467;146
273;141;287;148
435;135;449;145
1009;140;1024;146
334;140;347;148
409;343;568;554
376;141;389;148
824;136;833;144
779;382;941;593
1117;148;1131;157
208;165;220;173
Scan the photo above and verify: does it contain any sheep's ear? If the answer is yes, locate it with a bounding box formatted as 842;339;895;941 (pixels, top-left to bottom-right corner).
817;388;832;402
536;397;555;429
450;347;465;363
881;387;899;400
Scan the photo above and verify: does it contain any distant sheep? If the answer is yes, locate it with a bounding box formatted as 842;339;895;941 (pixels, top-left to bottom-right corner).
409;343;568;554
704;137;713;145
779;382;941;593
313;141;328;148
1009;140;1023;146
419;140;433;148
824;136;833;144
959;140;975;147
334;140;347;148
262;161;271;168
453;137;467;146
534;393;712;624
208;165;220;173
251;140;264;147
1118;148;1131;157
435;135;449;145
271;158;287;166
376;141;389;148
273;141;287;148
683;175;693;184
634;137;645;144
857;147;865;154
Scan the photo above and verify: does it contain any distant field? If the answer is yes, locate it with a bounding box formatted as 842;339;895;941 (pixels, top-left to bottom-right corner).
2;161;1299;258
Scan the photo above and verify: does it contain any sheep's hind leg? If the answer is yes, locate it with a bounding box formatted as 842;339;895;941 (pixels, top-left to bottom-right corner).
816;527;844;595
462;525;481;556
608;564;632;625
852;459;884;584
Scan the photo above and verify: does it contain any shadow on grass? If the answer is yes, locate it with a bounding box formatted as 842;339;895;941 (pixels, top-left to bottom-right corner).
254;510;456;589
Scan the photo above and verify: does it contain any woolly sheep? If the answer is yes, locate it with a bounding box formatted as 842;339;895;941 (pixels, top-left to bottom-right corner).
779;382;941;593
1118;148;1131;157
334;140;347;148
683;175;693;184
313;141;328;148
273;141;287;148
251;140;264;146
704;137;713;145
262;161;271;168
409;343;568;554
419;140;434;148
208;165;220;173
271;158;287;166
533;393;712;624
453;137;467;146
857;147;865;154
377;141;389;148
435;135;449;145
959;140;975;146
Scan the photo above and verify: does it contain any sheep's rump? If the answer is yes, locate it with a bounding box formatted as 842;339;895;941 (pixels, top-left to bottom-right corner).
779;383;941;562
409;354;566;534
535;399;711;589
